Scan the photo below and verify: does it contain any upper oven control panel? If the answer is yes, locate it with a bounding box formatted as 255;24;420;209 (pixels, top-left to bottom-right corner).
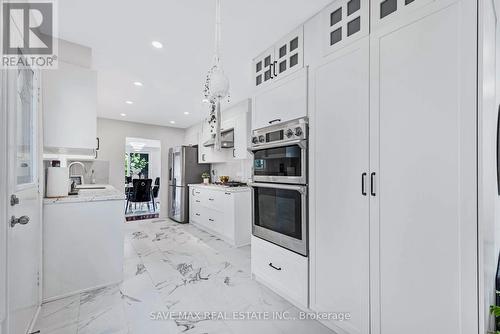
251;117;308;149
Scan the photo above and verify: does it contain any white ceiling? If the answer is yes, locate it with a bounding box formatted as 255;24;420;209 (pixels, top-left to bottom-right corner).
57;0;331;128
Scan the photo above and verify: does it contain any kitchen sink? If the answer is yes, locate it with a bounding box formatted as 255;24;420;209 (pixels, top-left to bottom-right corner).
76;186;106;190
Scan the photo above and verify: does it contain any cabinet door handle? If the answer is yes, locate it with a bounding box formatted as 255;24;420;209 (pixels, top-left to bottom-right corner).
96;137;100;150
361;172;367;196
202;154;206;161
268;119;281;124
195;213;200;216
269;62;274;79
273;60;278;77
269;262;282;271
370;172;376;196
233;149;236;158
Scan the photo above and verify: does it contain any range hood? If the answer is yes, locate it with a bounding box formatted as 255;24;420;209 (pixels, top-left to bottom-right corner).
203;128;234;148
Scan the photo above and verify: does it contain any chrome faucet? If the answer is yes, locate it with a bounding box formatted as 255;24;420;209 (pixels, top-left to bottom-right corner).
68;161;86;176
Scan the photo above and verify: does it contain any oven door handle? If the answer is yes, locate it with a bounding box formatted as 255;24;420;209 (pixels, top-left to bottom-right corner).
248;182;307;194
251;139;307;151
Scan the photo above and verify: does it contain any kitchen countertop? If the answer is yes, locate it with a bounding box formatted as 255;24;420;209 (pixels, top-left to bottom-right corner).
188;183;251;192
43;185;126;204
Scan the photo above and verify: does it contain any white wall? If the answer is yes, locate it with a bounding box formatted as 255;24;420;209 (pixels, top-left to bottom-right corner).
183;123;201;147
97;118;184;218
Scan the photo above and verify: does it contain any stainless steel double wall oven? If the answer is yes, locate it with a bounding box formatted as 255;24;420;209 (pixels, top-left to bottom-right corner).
250;117;308;256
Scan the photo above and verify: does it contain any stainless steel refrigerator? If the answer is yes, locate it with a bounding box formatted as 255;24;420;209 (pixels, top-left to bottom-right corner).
168;146;209;223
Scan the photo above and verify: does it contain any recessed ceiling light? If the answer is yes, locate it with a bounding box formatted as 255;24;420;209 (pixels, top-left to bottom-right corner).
133;81;143;86
151;41;163;49
184;112;190;115
125;100;133;104
169;120;176;124
120;113;127;117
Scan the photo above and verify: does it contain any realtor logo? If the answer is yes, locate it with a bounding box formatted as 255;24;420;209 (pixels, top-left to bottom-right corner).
1;0;58;68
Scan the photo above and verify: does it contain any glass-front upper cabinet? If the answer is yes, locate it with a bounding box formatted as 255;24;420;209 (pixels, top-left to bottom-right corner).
370;0;436;31
322;0;369;56
275;27;304;78
253;47;275;88
252;26;304;88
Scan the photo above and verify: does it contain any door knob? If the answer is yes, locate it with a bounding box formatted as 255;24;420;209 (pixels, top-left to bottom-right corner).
10;215;30;228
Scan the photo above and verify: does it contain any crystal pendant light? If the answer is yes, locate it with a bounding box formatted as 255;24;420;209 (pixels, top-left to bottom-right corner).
203;0;230;151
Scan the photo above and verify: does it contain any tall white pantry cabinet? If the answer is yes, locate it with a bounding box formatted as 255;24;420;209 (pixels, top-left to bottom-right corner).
307;0;479;333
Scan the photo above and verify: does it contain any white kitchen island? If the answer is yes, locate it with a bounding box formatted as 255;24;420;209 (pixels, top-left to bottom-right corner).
43;185;125;302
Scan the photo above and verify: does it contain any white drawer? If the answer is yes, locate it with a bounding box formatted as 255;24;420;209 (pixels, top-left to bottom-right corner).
251;236;308;308
204;208;224;234
203;189;232;212
190;203;204;224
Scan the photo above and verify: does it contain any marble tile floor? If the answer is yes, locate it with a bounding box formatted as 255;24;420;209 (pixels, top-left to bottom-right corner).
33;218;334;334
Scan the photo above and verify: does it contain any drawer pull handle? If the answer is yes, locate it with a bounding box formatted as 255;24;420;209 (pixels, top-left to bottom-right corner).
269;263;282;271
209;198;214;201
225;192;231;195
196;200;200;203
209;218;214;222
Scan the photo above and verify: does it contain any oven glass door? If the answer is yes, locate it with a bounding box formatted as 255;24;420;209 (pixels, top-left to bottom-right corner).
251;183;307;255
253;143;306;184
254;186;302;238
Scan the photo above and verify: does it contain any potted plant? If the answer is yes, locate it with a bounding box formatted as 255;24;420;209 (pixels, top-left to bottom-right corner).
490;293;500;334
201;172;210;184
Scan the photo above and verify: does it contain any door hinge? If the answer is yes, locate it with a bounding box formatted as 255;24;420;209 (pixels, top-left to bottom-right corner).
10;194;19;206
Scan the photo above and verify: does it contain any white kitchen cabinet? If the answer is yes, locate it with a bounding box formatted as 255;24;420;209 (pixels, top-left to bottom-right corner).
311;1;478;334
189;185;251;247
252;26;304;89
42;61;97;152
252;67;308;130
232;109;251;159
370;0;435;31
310;38;370;334
321;0;369;56
253;46;275;88
224;99;251;160
251;236;308;309
43;188;125;301
274;28;304;79
368;2;477;333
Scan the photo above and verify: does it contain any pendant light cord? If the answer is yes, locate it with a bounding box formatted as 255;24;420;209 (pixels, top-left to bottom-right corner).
214;0;221;64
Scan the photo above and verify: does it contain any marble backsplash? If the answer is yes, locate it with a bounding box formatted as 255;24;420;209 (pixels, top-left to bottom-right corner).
210;159;252;183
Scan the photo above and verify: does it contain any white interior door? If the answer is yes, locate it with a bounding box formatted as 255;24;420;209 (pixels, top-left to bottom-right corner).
6;67;42;334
